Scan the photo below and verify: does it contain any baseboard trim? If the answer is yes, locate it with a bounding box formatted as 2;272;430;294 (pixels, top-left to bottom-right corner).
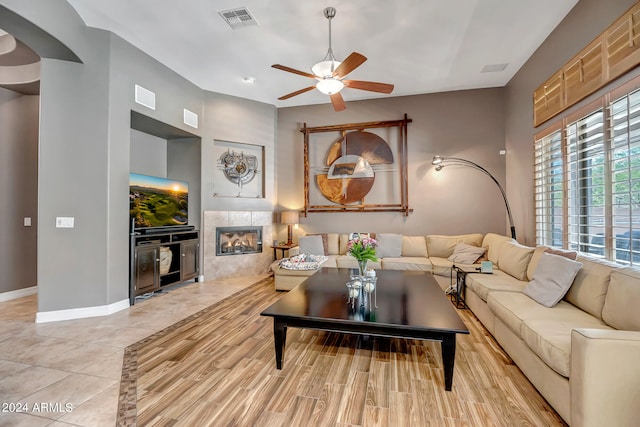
0;286;38;302
36;298;130;323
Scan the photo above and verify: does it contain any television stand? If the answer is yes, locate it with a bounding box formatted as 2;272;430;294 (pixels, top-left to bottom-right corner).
137;225;195;235
129;228;200;305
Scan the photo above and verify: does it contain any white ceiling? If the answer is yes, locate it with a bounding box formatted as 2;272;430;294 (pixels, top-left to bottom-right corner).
66;0;578;108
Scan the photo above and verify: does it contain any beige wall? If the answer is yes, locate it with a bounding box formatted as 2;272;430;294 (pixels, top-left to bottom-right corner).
505;0;640;246
276;88;508;241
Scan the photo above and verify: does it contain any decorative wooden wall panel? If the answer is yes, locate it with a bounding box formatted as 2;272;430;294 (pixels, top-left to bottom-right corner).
300;115;412;216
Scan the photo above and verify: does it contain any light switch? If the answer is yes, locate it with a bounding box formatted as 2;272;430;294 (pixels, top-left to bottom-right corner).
56;217;75;228
24;217;32;227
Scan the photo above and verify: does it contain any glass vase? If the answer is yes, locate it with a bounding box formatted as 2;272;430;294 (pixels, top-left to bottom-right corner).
357;259;368;277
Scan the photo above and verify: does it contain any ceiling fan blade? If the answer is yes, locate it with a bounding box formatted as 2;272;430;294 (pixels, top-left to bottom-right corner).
272;64;317;79
330;93;346;111
278;86;317;100
332;52;367;78
343;80;394;94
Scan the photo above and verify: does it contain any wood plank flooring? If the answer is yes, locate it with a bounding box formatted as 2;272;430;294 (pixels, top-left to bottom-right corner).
117;276;567;426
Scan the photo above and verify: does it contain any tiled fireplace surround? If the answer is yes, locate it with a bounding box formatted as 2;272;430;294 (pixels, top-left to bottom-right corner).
203;210;274;280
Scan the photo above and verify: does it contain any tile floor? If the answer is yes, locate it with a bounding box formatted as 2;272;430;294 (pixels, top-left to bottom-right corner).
0;275;267;427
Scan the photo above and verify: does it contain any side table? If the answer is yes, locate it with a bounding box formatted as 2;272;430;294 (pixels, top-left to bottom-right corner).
272;244;297;260
449;265;476;309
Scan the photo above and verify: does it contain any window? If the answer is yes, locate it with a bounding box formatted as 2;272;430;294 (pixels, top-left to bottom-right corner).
534;130;563;247
535;79;640;266
566;110;605;257
609;90;640;263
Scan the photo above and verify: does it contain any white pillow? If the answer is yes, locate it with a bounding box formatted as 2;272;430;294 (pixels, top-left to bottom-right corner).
376;233;402;258
523;252;583;307
298;235;325;256
447;243;485;264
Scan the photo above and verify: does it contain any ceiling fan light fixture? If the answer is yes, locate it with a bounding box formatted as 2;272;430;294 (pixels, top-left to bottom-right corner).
316;78;344;95
311;59;341;78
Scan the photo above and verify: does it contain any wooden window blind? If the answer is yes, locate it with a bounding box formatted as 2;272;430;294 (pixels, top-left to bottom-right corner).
534;2;640;127
606;5;640;81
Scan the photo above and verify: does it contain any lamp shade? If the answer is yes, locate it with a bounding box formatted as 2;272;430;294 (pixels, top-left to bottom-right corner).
316;78;344;95
281;211;299;225
311;59;341;78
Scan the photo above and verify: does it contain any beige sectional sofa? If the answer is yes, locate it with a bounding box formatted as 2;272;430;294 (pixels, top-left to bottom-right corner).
465;242;640;426
270;232;640;426
270;233;433;291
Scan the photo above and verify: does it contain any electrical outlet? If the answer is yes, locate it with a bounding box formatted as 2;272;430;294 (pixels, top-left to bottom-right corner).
24;217;32;227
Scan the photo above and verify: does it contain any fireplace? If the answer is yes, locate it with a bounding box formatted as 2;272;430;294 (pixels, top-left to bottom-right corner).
216;226;263;256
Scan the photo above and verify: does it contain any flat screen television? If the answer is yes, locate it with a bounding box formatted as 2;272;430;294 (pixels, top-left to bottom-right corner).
129;173;188;229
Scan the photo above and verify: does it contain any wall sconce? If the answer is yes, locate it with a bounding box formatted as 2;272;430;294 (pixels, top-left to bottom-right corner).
281;211;300;245
432;155;516;240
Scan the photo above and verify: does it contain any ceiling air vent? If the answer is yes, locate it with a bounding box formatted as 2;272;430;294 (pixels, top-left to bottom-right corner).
219;7;259;29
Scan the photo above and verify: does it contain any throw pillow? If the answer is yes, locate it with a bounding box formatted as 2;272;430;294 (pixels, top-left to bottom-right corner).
523;252;583;307
447;243;485;264
298;235;325;256
306;233;328;255
545;247;578;260
527;246;578;280
376;233;403;258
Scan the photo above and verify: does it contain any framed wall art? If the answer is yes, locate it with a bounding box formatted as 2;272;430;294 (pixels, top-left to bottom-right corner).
213;140;265;198
300;114;412;216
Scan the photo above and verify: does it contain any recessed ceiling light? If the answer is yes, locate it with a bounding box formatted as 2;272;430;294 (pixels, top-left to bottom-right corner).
481;63;508;73
243;76;256;84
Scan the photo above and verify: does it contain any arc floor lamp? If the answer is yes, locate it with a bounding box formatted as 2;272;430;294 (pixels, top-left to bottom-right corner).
432;156;516;240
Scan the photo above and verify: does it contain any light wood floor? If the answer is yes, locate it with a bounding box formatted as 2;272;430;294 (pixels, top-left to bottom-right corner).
118;276;566;426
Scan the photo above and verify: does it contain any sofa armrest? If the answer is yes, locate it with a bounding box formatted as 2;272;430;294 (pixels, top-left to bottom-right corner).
571;328;640;427
288;246;300;256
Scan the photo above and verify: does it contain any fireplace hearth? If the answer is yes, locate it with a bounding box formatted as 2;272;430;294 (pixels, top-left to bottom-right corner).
216;226;263;256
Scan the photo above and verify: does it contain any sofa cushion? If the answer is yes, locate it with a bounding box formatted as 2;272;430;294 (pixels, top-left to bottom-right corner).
498;241;535;281
430;257;455;277
426;235;458;258
602;267;640;331
448;243;485;264
376;233;403;258
565;256;618;319
430;257;482;277
381;257;432;271
521;313;612;378
488;292;579;339
299;235;325;256
481;233;513;264
402;236;427;257
338;234;351;254
523;253;583;307
466;270;527;301
426;234;483;258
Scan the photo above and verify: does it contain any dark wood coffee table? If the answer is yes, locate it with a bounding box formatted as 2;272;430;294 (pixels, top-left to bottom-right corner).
261;268;469;391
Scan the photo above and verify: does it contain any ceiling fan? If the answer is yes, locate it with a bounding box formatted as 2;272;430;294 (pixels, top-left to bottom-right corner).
272;7;394;111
